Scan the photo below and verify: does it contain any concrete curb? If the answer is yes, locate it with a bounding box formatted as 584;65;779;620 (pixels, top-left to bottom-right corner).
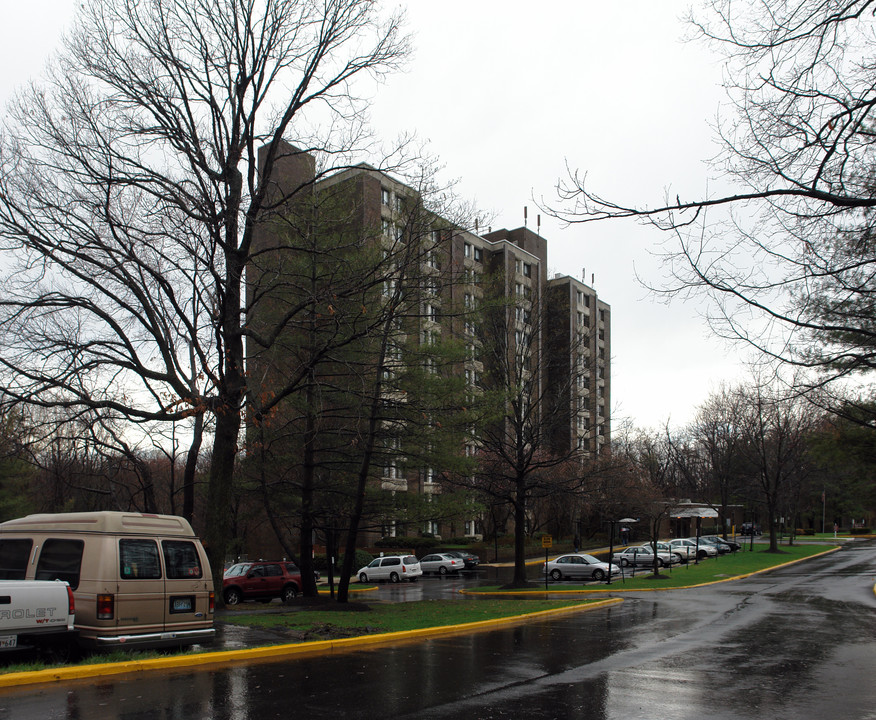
0;598;622;690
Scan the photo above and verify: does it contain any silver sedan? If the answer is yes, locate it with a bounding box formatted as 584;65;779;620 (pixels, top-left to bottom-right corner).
543;553;620;582
611;546;679;568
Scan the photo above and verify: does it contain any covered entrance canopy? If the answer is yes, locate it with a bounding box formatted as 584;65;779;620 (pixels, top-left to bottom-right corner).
669;504;719;538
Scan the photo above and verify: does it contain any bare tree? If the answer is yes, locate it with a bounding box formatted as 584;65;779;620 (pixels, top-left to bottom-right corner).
546;0;876;409
0;0;409;593
734;380;815;552
682;385;749;536
459;277;599;588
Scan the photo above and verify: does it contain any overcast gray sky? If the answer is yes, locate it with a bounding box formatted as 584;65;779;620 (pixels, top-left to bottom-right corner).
1;0;750;431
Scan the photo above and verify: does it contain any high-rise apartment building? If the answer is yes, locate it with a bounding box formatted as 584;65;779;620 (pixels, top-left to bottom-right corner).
248;142;610;541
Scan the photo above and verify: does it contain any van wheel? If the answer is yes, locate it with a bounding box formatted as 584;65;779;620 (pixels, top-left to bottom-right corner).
359;573;368;583
390;572;400;583
282;584;298;604
224;588;242;606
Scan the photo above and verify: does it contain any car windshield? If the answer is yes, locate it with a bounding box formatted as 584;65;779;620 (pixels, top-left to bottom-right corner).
224;563;251;577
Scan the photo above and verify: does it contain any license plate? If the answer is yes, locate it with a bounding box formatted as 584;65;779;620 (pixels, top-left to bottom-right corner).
171;597;193;612
0;635;17;649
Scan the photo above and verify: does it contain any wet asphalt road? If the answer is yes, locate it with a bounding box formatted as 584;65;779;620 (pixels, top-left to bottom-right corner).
1;541;874;719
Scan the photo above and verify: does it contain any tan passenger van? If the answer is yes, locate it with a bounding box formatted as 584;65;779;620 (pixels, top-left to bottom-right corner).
0;511;214;649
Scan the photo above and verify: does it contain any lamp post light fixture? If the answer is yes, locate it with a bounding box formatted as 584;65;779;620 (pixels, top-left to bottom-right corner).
606;518;638;585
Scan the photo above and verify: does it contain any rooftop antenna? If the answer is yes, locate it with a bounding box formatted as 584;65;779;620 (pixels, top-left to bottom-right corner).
475;218;479;234
592;272;595;285
537;214;541;234
582;268;586;282
524;205;528;228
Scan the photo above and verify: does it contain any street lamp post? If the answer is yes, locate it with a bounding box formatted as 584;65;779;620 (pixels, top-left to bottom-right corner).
607;518;637;585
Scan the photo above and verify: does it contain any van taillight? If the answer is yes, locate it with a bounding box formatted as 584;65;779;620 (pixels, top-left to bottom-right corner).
66;585;75;616
97;594;114;620
208;591;215;614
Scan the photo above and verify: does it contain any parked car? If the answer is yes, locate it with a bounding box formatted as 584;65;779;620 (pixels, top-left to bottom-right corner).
223;561;305;605
684;538;718;558
543;554;620;582
700;535;741;552
666;538;699;562
611;546;678;568
0;580;76;656
441;550;480;570
356;555;422;583
692;536;731;554
419;553;465;575
650;541;687;564
740;522;761;536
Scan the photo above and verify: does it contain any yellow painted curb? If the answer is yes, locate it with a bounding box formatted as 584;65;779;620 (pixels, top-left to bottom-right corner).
0;598;621;689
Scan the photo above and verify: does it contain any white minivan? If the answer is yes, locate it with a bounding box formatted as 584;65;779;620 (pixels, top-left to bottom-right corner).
357;555;422;583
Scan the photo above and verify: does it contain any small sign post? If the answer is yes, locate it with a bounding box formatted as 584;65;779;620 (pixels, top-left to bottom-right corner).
542;535;553;590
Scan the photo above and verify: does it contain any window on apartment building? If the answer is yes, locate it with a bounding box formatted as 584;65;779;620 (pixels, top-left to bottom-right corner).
424;356;436;374
423;302;438;321
523;285;531;299
464;242;472;258
464;293;473;309
424;468;435;484
599;329;605;340
523;263;532;277
382;218;392;237
383;277;396;298
515;306;523;323
599;347;605;359
515;282;523;296
577;311;584;326
598;367;605;379
394;194;403;214
381;187;391;206
598;424;605;436
464;368;473;386
576;290;584;305
599;309;606;322
515;329;524;346
426;250;438;269
464;319;475;336
473;247;483;262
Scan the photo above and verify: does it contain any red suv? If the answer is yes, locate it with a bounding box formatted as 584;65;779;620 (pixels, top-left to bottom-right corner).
222;561;303;605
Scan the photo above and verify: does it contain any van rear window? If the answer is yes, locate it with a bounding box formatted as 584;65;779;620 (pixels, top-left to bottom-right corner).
0;539;32;579
120;539;162;579
35;539;84;590
162;540;203;579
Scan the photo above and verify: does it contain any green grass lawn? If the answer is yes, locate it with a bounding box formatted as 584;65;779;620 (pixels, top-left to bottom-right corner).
474;543;837;593
222;597;601;635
